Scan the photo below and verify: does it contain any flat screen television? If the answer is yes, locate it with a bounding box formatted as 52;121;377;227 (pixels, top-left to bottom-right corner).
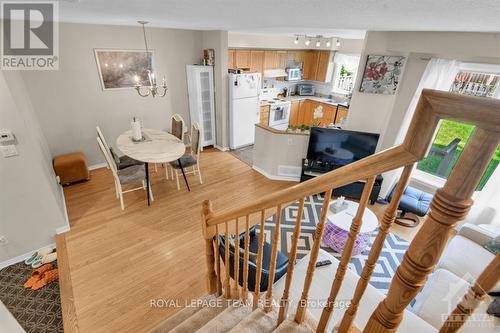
306;127;380;168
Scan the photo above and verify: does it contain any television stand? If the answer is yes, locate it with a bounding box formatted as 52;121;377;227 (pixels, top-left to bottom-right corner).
300;159;383;205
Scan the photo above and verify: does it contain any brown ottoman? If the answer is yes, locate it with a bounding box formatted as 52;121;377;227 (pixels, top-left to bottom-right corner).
53;152;90;185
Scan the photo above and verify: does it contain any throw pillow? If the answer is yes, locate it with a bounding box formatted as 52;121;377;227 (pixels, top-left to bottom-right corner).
228;235;258;263
484;236;500;255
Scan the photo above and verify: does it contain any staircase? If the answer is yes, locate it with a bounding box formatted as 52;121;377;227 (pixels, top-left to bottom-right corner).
153;90;500;333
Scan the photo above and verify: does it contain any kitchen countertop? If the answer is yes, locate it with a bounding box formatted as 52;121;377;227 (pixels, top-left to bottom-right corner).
260;95;349;107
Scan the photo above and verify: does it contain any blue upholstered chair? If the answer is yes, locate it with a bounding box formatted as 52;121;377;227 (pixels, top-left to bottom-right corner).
388;185;433;227
219;226;289;292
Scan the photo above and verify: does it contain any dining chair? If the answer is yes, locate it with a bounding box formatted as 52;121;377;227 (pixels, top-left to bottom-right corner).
96;126;144;170
168;123;203;190
170;114;186;142
97;136;153;210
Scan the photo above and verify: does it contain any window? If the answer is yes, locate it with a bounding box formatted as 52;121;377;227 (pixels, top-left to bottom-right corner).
416;69;500;190
332;53;360;94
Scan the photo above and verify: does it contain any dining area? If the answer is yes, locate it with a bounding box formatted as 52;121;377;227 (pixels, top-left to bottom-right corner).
96;114;203;210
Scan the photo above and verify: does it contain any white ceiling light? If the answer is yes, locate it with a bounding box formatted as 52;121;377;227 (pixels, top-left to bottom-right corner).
326;39;331;47
294;35;299;44
305;38;311;46
315;39;321;47
336;38;341;47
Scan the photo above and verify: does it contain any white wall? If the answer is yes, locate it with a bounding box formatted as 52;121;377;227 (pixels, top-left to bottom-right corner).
229;32;364;53
0;71;66;264
202;31;229;148
20;23;203;166
345;31;500;195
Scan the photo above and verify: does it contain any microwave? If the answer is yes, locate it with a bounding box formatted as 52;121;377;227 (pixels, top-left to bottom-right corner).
285;68;302;81
296;84;316;96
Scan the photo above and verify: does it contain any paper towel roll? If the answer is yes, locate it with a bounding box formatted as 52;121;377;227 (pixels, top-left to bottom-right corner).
131;120;142;141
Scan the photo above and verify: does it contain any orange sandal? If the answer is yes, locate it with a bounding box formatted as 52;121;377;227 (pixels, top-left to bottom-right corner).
32;268;59;290
23;263;53;288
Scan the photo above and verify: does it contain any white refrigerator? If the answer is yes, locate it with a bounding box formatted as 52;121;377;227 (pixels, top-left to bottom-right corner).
229;73;261;149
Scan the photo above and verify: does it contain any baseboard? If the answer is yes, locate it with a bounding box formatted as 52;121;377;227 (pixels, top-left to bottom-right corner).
214;145;229;152
0;243;55;270
252;165;300;182
88;162;107;171
56;225;71;235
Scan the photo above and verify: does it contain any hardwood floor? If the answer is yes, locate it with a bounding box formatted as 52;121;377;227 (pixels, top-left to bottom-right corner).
57;149;419;332
57;149;291;332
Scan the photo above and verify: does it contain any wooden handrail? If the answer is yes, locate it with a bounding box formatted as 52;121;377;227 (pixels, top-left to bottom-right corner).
205;90;500;228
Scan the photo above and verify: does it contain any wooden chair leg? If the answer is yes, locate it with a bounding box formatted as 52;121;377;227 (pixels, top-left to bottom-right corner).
119;189;125;210
114;180;119;199
176;170;180;190
149;182;154;201
165;164;169;180
197;163;203;184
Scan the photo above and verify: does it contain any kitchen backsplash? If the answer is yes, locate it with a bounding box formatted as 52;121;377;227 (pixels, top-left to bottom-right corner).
263;78;347;98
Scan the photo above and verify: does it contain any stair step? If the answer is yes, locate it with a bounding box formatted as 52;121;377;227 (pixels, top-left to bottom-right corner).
272;320;314;333
149;295;215;333
197;301;253;333
227;308;278;333
170;298;229;333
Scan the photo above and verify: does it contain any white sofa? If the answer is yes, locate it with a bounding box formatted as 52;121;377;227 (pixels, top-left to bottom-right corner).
272;223;499;332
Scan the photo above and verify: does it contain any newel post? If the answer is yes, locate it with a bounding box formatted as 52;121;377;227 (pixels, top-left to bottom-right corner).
202;200;217;294
364;128;500;332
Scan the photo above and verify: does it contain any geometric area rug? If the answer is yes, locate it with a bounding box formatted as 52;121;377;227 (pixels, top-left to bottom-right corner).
0;260;63;333
256;194;410;296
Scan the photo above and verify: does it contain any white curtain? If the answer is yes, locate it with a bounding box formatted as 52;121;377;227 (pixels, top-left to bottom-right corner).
463;165;500;227
394;58;461;145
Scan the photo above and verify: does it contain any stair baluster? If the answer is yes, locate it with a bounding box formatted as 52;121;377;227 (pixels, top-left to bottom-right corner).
439;254;500;333
233;218;240;298
278;197;306;325
242;215;251;301
253;210;266;310
317;177;376;332
215;224;222;296
224;221;231;299
264;204;283;312
202;200;217;294
338;165;414;333
294;189;333;323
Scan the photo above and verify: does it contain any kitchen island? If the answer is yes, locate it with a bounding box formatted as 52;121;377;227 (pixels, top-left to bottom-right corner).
252;124;309;181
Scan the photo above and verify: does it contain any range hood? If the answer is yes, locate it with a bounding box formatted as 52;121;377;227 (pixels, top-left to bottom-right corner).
263;69;287;78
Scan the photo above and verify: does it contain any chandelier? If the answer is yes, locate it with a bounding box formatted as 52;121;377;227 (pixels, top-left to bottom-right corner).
134;21;167;97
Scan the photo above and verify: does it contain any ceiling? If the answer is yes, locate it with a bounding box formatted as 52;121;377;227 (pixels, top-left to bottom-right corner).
57;0;500;39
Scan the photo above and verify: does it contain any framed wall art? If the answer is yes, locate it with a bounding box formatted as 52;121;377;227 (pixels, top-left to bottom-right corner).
359;55;405;94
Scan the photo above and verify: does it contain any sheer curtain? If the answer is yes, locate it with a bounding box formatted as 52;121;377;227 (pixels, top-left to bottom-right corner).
394;58;461;145
463;165;500;227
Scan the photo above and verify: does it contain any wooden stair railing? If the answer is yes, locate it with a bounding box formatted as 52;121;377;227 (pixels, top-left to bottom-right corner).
201;89;500;332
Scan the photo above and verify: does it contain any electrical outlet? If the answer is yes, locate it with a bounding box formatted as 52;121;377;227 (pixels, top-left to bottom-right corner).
0;235;8;246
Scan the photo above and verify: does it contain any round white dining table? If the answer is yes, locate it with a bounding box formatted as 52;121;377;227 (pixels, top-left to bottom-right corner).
117;128;189;205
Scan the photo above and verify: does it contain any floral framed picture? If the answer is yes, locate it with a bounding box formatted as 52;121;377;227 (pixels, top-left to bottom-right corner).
359;55;405;94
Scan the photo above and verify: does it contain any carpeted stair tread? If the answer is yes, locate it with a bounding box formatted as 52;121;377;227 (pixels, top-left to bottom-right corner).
227;308;278;333
272;320;314;333
149;294;215;333
169;298;229;333
197;302;253;333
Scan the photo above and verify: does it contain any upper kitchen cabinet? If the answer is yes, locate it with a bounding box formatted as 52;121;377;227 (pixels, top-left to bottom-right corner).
264;51;279;70
302;51;319;81
234;50;251;69
315;51;334;82
277;51;289;69
250;51;265;74
228;49;235;69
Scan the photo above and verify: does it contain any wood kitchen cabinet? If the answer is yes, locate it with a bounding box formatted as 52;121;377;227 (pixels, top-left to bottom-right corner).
315;51;333;82
228;50;235;69
259;105;270;125
289;100;300;126
264;51;279;70
234;50;251;69
250;51;265;75
291;99;349;127
335;106;349;124
277;51;288;69
302;51;319;81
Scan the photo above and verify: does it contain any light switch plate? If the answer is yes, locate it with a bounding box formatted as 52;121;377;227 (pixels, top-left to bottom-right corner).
1;145;18;157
